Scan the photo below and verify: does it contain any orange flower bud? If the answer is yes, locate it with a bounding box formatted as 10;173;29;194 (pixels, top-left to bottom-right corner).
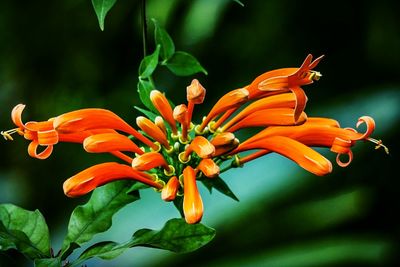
161;176;180;201
186;79;206;104
183;166;203;224
197;159;219;178
150;90;177;134
131;152;170;171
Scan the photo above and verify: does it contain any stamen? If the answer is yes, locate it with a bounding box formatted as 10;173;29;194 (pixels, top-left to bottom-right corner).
1;128;22;141
368;137;389;154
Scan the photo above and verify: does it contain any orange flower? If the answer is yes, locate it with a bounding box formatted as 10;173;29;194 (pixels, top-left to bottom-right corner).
226;108;307;133
181;136;215;162
131;152;171;172
53;108;157;150
197;159;220;178
198;88;249;132
210;132;239;157
83;133;144;155
173;104;189;141
63;162;162;197
183;166;203;224
136;116;171;149
150;90;177;135
161;176;180;201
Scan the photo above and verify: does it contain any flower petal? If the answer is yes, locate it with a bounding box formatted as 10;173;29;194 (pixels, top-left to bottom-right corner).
197;159;220;178
11;104;26;128
186;136;215;159
27;141;53;159
136;116;170;148
161;176;180;201
183;166;203;224
131;152;170;171
83;133;143;154
63;162;162;197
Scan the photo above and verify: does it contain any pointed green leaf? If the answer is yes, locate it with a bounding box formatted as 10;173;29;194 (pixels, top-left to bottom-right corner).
0;204;50;259
139;45;160;79
77;218;215;262
34;257;61;267
165;51;207;76
126;182;149;195
134;106;158;121
152;19;175;60
201;176;239;201
61;181;139;259
91;0;117;31
137;80;157;113
130;218;216;253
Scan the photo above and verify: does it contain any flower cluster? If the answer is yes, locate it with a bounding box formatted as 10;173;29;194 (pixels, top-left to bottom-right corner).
2;54;387;224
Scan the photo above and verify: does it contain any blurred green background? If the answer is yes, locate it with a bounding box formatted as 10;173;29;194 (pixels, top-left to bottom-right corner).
1;0;399;266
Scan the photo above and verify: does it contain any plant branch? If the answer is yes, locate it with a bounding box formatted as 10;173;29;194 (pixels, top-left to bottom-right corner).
141;0;148;57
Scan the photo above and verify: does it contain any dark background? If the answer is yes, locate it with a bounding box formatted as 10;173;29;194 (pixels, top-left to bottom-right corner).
0;0;399;266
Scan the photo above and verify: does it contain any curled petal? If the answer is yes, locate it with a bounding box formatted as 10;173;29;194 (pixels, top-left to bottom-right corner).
185;136;215;159
336;150;353;167
131;152;170;171
308;54;325;69
241;136;333;176
63;162;162;197
136;116;170;148
289;86;308;122
11;104;26;128
27;141;53;159
83;133;143;154
227;108;307;133
355;116;375;140
150;90;177;134
197;159;220;178
187;79;206;104
183;166;203;224
161;176;180;201
330;137;352;154
37;129;59;145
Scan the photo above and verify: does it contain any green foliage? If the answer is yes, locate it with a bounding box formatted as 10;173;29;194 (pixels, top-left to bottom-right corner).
139;45;160;79
61;181;140;259
201;176;239;201
91;0;117;31
233;0;245;7
153;19;175;61
75;218;216;264
164;51;208;76
137;80;157;112
34;258;62;267
134;106;158;121
0;204;51;260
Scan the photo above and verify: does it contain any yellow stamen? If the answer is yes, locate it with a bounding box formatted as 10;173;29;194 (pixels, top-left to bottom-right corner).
368;137;389;154
1;128;22;141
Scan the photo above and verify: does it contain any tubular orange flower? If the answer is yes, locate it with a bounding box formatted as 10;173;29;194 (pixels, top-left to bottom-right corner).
136;116;171;149
197;159;220;178
161;176;180;201
173;104;189;141
183;166;203;224
83;133;144;155
63;162;162;197
181;136;215;161
5;54;387;225
221;93;296;132
53;108;157;150
131;152;171;172
150;90;177;135
198;88;249;132
226;108;307;133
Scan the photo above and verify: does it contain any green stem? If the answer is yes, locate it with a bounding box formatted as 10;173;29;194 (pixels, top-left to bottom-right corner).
141;0;148;57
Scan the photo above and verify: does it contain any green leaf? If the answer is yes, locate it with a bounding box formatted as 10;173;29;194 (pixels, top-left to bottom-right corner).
34;257;61;267
0;204;51;259
137;80;157;113
138;45;160;79
126;182;149;195
61;180;139;259
77;218;215;262
233;0;245;7
165;51;207;76
134;106;158;121
130;218;216;253
91;0;117;31
201;176;239;201
152;19;175;60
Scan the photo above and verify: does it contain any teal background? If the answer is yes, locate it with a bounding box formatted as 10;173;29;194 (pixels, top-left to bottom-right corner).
0;0;399;266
